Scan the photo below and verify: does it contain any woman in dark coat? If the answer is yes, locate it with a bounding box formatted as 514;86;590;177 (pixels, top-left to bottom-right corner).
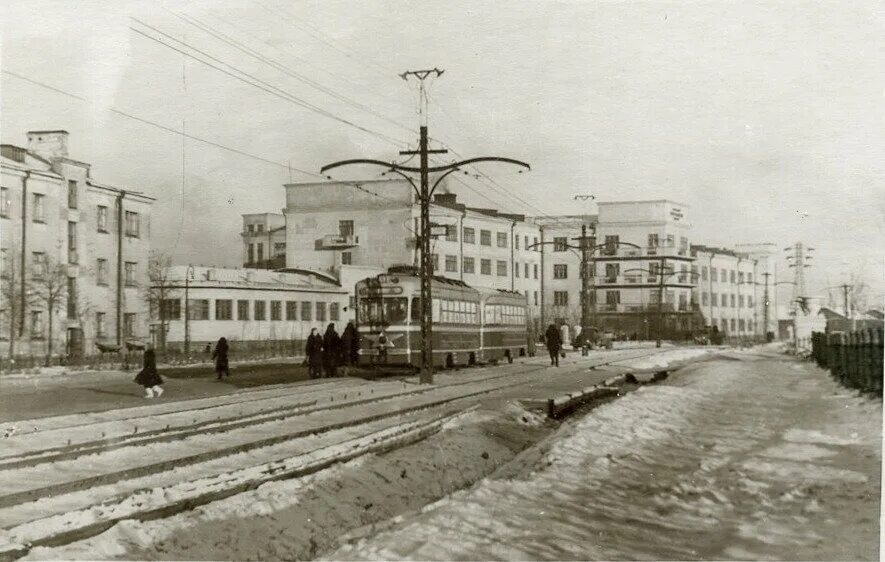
305;328;324;378
212;337;230;380
545;323;562;367
340;321;360;368
322;323;341;377
134;346;164;398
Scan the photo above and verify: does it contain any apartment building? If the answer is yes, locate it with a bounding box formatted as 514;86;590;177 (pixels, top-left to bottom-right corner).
269;180;543;326
0;130;153;358
691;244;764;338
242;213;286;269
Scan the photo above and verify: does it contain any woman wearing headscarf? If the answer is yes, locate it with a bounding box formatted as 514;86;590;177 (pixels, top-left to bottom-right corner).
545;323;562;367
305;327;324;379
134;345;164;398
212;337;230;380
322;323;341;377
340;321;360;372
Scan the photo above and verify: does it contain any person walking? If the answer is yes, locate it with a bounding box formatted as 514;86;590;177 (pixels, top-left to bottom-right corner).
340;321;359;375
322;323;341;377
545;323;562;367
305;328;324;379
134;345;164;398
212;337;230;380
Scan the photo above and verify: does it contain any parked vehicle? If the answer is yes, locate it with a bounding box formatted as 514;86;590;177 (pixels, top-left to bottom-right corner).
354;268;531;367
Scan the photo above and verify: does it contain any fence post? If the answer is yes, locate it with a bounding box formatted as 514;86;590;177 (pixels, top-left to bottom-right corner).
861;328;872;393
848;331;858;390
874;329;884;396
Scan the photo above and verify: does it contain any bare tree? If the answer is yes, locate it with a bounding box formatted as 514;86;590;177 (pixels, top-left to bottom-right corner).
144;251;178;353
30;254;69;365
0;250;30;359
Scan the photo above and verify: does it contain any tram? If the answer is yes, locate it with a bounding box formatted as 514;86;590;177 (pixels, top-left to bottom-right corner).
355;267;531;368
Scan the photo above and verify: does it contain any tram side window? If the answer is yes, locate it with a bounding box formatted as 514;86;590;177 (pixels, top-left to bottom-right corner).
411;297;420;322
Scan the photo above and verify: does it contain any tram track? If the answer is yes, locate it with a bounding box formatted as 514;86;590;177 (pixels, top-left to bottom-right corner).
0;347;686;560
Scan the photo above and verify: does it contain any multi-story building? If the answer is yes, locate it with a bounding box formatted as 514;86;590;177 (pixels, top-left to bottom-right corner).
538;200;702;338
691;244;766;339
268;180;544;327
150;266;350;352
0;130;154;358
242;213;286;269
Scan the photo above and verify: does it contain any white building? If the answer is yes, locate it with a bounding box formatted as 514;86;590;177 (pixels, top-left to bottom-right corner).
1;130;154;358
690;245;764;339
242;212;286;269
151;266;351;352
256;180;544;327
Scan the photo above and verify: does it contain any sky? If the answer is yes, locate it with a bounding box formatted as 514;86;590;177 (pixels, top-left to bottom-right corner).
2;0;883;310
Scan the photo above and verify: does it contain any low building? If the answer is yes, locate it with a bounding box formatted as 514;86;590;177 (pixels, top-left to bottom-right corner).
150;266;351;353
1;130;154;359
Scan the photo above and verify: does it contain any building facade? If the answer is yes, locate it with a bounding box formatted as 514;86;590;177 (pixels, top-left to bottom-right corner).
1;130;153;358
271;180;544;327
692;244;766;339
242;213;286;269
151;266;350;352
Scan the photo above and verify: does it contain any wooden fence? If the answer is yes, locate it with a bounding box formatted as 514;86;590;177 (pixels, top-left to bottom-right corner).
811;330;883;395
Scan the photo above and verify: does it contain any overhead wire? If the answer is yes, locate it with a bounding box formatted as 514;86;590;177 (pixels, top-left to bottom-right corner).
129;18;408;148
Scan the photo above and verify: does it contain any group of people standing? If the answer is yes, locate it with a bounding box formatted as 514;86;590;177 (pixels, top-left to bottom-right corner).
305;321;360;378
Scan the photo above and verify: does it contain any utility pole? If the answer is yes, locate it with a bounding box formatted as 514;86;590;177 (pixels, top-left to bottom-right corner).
785;242;813;353
760;271;772;340
321;69;530;384
579;224;590;333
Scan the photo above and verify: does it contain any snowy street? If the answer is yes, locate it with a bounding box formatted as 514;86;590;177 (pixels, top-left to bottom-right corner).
331;348;881;561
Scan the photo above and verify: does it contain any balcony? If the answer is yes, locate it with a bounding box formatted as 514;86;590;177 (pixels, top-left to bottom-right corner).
315;234;359;250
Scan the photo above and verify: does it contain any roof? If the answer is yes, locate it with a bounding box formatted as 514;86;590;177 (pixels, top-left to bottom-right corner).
26;129;70;135
597;199;690;208
690;244;750;259
161;265;345;291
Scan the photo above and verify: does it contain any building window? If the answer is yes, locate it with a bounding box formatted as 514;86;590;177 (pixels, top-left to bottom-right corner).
533;237;539;251
603;235;619;255
480;258;492;275
553;237;568;252
67;277;77;319
496;260;507;276
237;300;250;320
93;258;108;285
463;227;475;244
738;272;745;284
730;318;736;332
125;211;140;238
301;301;312;321
738;295;744;308
524;263;529;278
124;262;137;286
330;302;340;321
316;302;327;322
648;233;659;249
253;300;266;320
496;232;508;248
0;249;9;278
711;292;717;307
718;293;725;307
533;291;538;306
341;251;352;265
93;205;107;233
32;193;45;222
701;266;708;281
32;252;46;277
247;224;255;233
533;264;539;279
747;273;753;283
1;187;10;218
247;244;255;264
679;236;689;255
514;236;520;250
160;298;181;320
339;219;354;237
256;243;264;262
480;229;492;246
68;221;77;264
748;296;754;308
286;301;298;320
462;256;475;274
273;242;286;256
605;263;619;282
515;261;520;278
730;270;736;284
553;264;568;279
431;253;439;272
524;235;529;249
730;294;736;308
446;226;458;242
445;255;458;273
187;299;210;320
95;312;106;337
270;300;282;320
30;310;43;337
606;290;620;306
124;313;136;337
256;223;265;233
216;299;233;320
711;267;718;282
553;291;569;306
702;292;708;305
67;180;78;209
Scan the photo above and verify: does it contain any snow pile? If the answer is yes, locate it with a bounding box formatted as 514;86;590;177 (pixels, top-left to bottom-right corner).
615;347;714;371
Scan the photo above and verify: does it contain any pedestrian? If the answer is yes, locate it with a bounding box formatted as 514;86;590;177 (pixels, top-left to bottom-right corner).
340;321;360;375
545;323;562;367
305;328;324;378
134;345;164;398
212;337;230;380
322;323;341;377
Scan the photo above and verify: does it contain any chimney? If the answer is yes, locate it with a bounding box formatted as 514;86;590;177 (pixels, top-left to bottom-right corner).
26;130;69;159
433;192;457;206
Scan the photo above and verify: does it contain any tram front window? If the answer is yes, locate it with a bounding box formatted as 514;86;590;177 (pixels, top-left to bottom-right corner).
384;297;408;325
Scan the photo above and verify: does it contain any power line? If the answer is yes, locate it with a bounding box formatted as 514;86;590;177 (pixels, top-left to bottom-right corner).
168;10;416;136
1;69;323;178
129;18;408;148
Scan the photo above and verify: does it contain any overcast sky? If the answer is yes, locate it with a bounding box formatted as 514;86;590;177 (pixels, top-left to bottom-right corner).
2;0;883;308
